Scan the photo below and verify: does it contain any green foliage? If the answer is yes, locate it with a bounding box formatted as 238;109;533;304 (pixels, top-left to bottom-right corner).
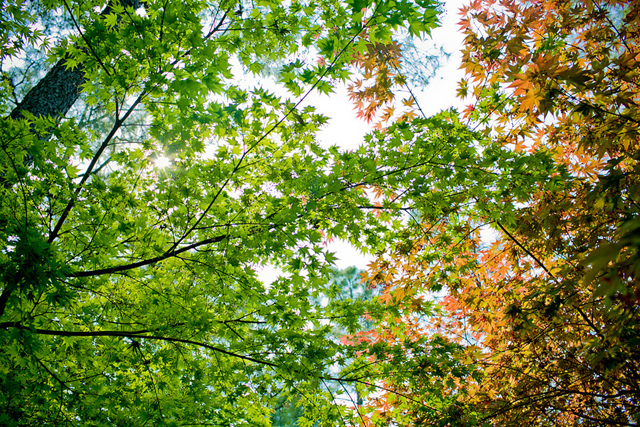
0;0;444;425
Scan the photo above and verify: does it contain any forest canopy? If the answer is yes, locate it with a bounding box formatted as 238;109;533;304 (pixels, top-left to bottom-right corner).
1;0;638;426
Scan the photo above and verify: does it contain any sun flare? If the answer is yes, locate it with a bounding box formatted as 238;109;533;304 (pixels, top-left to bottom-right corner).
154;155;171;168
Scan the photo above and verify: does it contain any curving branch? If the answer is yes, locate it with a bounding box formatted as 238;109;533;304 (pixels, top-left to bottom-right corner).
0;322;280;368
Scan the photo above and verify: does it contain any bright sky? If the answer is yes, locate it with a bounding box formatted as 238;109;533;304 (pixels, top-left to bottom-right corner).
259;0;467;281
302;0;466;148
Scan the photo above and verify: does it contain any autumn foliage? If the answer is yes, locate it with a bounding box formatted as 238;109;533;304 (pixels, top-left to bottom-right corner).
360;0;640;425
348;36;420;126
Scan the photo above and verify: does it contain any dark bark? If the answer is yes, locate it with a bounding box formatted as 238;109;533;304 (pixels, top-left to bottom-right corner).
9;56;86;120
8;0;142;121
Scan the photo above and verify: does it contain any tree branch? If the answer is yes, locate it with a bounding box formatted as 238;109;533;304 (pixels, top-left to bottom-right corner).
0;322;279;368
67;233;228;277
496;220;556;280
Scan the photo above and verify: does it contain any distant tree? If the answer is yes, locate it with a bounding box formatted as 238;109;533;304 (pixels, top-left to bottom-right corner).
270;266;375;425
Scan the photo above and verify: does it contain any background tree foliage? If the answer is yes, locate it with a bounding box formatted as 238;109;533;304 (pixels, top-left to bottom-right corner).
0;0;443;425
362;0;640;425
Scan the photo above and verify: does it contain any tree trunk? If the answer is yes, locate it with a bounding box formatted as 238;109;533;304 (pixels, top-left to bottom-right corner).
10;57;86;120
9;0;142;121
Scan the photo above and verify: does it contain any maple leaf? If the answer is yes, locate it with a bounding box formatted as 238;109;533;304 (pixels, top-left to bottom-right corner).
361;1;640;425
506;74;533;96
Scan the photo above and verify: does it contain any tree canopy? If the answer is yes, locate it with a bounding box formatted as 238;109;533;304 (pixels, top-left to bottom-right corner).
2;0;639;425
0;0;443;424
362;0;640;425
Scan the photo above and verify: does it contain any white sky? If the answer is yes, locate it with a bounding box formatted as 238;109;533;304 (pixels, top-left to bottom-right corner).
259;0;467;281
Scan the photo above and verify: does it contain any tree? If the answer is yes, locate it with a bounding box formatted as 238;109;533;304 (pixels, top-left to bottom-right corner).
361;0;640;425
0;0;444;425
353;111;562;426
